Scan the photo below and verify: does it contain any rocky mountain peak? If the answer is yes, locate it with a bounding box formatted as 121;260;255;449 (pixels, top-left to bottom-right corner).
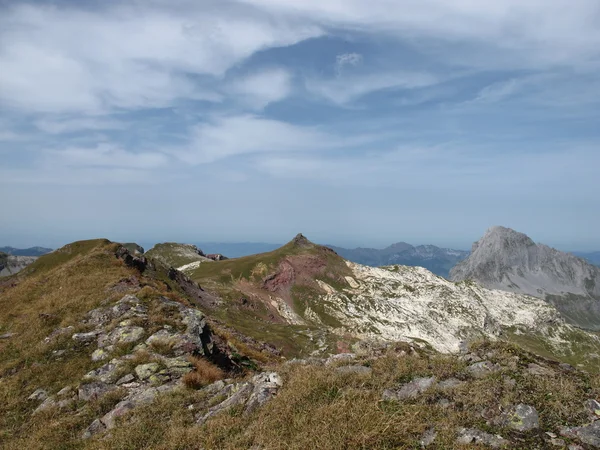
450;226;600;329
291;233;312;248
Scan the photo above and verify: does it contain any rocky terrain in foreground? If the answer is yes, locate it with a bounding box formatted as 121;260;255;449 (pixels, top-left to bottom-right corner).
450;226;600;330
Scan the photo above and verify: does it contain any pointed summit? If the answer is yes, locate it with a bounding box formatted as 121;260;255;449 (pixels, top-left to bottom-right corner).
450;226;600;330
290;233;312;248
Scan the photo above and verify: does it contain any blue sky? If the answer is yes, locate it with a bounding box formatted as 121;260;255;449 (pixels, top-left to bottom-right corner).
1;0;599;251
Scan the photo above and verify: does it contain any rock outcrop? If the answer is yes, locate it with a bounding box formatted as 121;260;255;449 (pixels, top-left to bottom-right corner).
0;252;37;277
450;226;600;329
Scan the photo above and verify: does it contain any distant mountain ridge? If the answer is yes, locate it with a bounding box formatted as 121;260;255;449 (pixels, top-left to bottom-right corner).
0;246;52;257
328;242;469;277
450;226;600;330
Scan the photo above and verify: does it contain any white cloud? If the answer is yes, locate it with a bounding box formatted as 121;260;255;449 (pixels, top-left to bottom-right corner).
35;117;126;134
306;71;439;105
239;0;600;69
471;79;521;103
0;2;322;114
230;68;293;109
174;114;334;164
335;53;362;75
52;143;169;169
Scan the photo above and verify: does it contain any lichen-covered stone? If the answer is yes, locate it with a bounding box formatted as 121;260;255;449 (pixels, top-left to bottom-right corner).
135;362;160;380
502;403;539;431
456;428;508;448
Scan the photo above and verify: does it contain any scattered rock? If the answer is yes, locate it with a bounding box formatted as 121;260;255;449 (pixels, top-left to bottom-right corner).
91;348;109;362
549;438;566;446
57;386;74;398
437;377;464;390
135;362;160;380
163;357;194;376
586;399;600;420
99;326;145;348
72;330;101;344
83;361;122;384
82;418;106;439
326;353;356;365
43;326;75;344
456;428;508;448
33;397;56;414
198;372;282;424
28;388;48;402
501;403;539;431
466;361;501;378
78;382;116;401
382;376;436;401
116;374;135;385
335;365;372;375
561;421;600;447
420;427;437;447
526;363;555;376
101;400;135;429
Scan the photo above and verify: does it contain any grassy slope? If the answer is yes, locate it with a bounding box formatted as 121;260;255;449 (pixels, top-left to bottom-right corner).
92;341;600;449
0;239;137;447
187;238;352;355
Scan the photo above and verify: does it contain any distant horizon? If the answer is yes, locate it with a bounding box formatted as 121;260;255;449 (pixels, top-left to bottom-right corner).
2;229;599;254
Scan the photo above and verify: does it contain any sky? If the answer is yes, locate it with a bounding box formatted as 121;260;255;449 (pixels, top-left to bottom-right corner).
1;0;599;251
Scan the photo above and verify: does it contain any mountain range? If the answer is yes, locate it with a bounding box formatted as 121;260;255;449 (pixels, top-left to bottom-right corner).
3;232;600;448
328;243;469;278
0;246;52;257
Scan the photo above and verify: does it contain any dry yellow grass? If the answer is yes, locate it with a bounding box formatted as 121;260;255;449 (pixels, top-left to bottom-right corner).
89;342;600;450
183;357;226;389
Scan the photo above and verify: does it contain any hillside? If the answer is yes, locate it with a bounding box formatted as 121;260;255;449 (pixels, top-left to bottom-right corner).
3;235;600;448
450;226;600;330
186;234;600;370
329;242;468;277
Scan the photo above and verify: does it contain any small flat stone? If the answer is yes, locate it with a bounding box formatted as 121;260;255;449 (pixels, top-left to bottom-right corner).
28;388;48;402
72;331;101;343
383;376;437;401
116;374;135;385
82;418;106;439
502;403;539;431
0;332;15;339
456;428;508;448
